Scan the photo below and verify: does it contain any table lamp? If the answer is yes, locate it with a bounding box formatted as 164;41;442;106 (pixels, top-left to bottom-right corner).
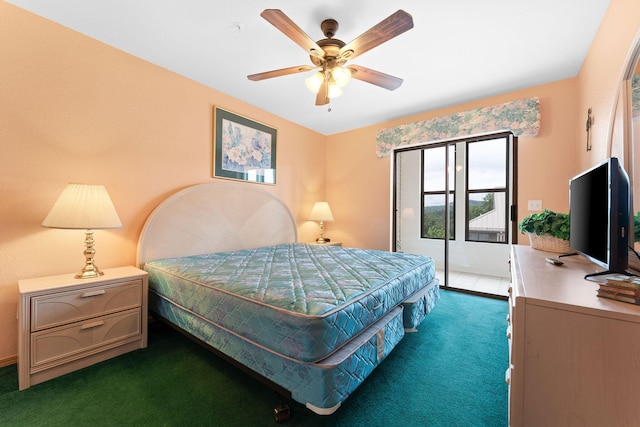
42;183;122;279
309;201;334;243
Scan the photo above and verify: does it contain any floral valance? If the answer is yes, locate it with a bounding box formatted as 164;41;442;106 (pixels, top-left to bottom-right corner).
375;97;540;158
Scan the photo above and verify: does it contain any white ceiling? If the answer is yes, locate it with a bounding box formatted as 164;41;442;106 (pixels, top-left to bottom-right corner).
7;0;611;135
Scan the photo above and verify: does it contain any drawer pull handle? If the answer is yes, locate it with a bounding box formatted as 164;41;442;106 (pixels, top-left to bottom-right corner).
81;320;105;330
81;290;106;298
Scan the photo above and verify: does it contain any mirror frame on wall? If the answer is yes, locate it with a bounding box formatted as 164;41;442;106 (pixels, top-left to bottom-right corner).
611;28;640;270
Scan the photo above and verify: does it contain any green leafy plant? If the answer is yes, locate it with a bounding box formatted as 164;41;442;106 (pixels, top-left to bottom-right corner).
635;212;640;243
518;209;570;241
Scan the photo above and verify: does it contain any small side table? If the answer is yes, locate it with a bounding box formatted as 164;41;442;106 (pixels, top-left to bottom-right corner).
307;241;342;247
18;266;148;390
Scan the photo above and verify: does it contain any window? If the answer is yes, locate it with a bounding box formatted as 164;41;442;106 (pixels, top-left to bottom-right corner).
421;145;456;239
417;133;511;244
466;137;509;243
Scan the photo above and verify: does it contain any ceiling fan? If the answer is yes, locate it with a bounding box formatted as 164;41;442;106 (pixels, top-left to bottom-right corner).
247;9;414;106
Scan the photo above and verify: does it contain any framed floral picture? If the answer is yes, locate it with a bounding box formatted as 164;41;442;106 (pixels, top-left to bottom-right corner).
213;107;277;184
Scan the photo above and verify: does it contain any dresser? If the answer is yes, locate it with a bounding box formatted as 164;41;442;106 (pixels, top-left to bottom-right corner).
18;266;148;390
507;245;640;426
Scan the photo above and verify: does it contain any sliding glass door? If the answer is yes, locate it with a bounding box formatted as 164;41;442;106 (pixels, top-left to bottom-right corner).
393;132;517;297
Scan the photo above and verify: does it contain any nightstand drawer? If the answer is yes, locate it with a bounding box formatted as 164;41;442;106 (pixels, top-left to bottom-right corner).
31;308;141;369
31;279;142;331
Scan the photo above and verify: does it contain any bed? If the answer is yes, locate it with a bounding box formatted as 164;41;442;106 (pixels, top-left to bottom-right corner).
137;183;439;420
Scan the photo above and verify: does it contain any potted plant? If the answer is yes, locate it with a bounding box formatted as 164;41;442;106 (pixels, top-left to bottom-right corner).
629;212;640;272
518;209;571;253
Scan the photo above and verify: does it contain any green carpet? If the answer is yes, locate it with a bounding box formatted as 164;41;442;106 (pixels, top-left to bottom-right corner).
0;290;508;426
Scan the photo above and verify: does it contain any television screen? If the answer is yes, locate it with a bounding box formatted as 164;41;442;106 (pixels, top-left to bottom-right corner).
569;157;629;277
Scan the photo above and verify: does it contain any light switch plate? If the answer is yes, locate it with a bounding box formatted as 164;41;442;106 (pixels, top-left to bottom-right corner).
527;200;542;211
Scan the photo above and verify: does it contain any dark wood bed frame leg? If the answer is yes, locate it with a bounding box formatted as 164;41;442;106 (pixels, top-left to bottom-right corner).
274;393;291;423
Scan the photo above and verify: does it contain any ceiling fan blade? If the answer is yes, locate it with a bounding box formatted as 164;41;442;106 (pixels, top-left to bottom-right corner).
261;9;325;59
339;10;413;61
248;65;314;81
315;81;329;105
348;65;403;90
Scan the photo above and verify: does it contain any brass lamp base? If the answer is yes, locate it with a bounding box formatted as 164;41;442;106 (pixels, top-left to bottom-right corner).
75;229;104;279
75;266;104;279
316;220;328;244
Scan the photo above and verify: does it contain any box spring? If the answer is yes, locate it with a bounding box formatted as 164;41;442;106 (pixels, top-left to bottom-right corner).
150;292;405;414
402;278;440;332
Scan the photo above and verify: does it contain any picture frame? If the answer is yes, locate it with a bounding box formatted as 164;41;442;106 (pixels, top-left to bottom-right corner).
213;107;277;184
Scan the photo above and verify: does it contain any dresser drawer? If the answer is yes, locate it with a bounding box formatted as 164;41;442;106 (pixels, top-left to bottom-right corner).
31;280;142;331
31;308;141;369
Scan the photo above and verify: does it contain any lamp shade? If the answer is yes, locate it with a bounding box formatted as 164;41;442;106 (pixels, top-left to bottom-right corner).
309;202;334;222
42;183;122;230
327;83;343;99
331;66;351;87
305;71;324;94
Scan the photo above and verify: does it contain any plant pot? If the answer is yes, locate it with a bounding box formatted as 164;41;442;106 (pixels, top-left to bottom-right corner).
527;233;571;254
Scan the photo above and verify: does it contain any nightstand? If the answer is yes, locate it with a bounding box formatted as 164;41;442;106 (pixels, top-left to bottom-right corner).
17;266;148;390
308;241;342;247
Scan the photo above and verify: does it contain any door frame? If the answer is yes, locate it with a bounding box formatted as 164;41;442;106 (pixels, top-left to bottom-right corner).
391;131;518;294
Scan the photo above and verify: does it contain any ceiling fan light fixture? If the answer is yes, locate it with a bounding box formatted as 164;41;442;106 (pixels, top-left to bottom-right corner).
305;71;324;93
327;83;343;99
331;66;351;87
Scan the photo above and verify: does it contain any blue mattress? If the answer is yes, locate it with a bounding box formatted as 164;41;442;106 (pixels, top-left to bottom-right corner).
144;243;435;363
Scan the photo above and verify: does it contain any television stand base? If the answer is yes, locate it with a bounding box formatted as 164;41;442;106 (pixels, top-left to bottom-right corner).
584;270;636;280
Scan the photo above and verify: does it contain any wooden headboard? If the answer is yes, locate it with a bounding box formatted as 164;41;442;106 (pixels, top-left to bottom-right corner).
136;182;297;267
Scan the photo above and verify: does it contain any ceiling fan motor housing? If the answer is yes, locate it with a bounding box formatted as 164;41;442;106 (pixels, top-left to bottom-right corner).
312;38;346;67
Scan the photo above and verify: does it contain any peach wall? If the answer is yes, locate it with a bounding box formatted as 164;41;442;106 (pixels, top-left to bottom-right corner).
326;79;579;251
0;3;326;361
577;0;640;170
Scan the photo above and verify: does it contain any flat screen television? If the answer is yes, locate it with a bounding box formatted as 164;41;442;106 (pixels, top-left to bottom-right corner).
569;157;630;278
